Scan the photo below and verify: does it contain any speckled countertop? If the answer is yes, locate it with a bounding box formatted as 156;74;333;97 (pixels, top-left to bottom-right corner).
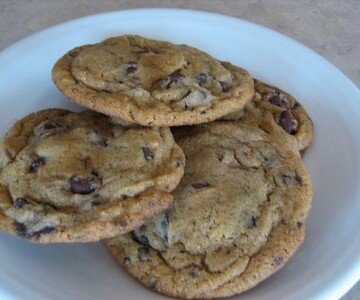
0;1;359;299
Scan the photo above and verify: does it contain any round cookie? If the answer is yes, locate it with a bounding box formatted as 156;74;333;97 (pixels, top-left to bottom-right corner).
222;74;314;152
0;109;185;243
105;116;313;299
52;35;254;126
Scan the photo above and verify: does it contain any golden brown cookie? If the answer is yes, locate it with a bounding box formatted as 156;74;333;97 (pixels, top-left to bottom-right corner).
0;109;185;243
52;35;254;126
105;115;312;298
222;74;314;151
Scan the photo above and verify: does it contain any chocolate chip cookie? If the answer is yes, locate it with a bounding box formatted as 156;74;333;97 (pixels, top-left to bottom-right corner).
222;72;314;151
52;35;254;126
0;109;185;243
105;116;312;298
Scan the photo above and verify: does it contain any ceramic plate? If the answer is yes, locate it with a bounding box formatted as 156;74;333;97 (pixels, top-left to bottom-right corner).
0;9;360;300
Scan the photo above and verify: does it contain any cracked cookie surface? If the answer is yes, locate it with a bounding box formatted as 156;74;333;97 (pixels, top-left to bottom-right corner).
0;109;185;243
105;117;312;298
52;35;254;126
222;74;314;151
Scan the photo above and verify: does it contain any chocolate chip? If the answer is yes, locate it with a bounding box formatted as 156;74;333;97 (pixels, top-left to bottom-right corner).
166;69;185;88
33;226;56;236
131;230;150;246
297;221;303;228
15;222;56;239
14;198;30;208
91;169;99;177
5;149;15;161
148;281;157;290
195;73;208;86
268;94;286;107
98;139;108;147
14;222;28;237
138;246;150;261
293;101;301;109
282;172;302;186
273;256;284;266
192;182;210;189
175;157;184;168
219;81;230;92
276;110;298;134
142;146;154;161
299;148;307;157
43;121;61;130
123;257;131;265
295;173;303;185
247;216;257;228
157;212;169;243
29;157;46;172
69;176;95;195
125;62;137;75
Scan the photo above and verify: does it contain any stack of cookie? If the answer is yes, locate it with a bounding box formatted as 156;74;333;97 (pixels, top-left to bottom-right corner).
0;35;313;298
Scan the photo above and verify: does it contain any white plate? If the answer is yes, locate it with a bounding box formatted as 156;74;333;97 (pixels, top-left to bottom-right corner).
0;8;360;300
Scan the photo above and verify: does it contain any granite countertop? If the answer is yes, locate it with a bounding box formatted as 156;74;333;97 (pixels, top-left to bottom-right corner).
0;1;359;299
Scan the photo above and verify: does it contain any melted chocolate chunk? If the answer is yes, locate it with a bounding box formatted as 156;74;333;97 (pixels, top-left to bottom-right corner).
15;222;55;239
43;121;61;130
195;73;208;86
268;94;286;107
5;149;15;161
14;198;31;209
123;257;131;265
69;176;95;195
97;139;108;147
91;169;99;177
175;157;185;168
125;62;137;75
166;69;185;88
295;173;303;185
293;101;301;109
219;81;230;92
192;182;210;189
299;148;307;157
14;222;28;237
142;146;154;161
29;157;46;172
247;215;257;228
148;281;157;290
34;226;56;236
282;172;303;186
132;230;150;246
276;110;298;134
158;213;169;242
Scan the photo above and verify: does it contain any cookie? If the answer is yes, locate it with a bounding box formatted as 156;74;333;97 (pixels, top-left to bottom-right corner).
222;74;314;151
0;109;185;243
105;116;312;298
52;35;254;126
